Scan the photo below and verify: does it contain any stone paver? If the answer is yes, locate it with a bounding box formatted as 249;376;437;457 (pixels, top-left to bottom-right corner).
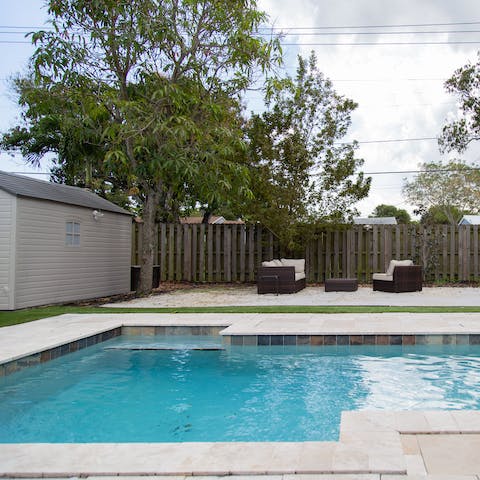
416;434;480;475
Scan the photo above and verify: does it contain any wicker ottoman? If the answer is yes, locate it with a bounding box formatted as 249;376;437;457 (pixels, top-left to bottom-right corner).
324;278;358;292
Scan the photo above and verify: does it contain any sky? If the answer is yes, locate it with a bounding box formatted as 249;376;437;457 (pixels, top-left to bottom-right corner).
1;0;480;218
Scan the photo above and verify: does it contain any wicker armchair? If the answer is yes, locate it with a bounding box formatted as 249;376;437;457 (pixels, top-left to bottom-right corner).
372;259;423;293
257;259;306;294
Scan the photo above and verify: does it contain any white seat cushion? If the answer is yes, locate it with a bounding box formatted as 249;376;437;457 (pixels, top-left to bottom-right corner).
280;258;305;273
386;259;413;275
262;259;282;267
295;272;306;281
372;273;393;281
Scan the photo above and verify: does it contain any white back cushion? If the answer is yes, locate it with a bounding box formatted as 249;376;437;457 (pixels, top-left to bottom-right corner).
386;259;413;275
280;258;305;273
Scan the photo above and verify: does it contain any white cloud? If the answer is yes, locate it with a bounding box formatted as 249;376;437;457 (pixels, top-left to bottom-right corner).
258;0;480;216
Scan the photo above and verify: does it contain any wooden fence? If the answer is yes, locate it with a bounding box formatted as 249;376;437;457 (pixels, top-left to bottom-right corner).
132;223;480;283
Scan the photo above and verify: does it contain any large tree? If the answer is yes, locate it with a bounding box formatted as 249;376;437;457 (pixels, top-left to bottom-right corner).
243;52;370;250
439;52;480;153
370;204;411;224
402;160;480;225
1;0;279;293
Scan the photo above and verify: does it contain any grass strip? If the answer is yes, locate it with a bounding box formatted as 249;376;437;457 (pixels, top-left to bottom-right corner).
2;305;480;328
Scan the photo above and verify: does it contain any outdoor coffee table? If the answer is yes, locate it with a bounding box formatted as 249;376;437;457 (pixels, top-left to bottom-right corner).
324;278;358;292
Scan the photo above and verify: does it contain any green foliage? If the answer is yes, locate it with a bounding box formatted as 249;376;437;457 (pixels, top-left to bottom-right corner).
439;52;480;153
370;204;411;224
420;205;467;225
403;160;480;225
243;52;371;251
2;0;280;293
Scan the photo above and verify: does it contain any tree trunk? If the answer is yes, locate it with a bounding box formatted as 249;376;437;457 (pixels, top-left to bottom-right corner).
202;210;212;224
138;189;160;295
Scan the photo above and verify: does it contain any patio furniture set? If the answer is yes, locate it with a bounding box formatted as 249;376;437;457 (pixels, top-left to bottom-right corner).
257;258;423;294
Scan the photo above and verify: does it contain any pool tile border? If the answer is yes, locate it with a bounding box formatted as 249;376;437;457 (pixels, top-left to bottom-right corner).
122;325;224;336
223;333;480;346
0;325;225;377
0;328;122;377
3;326;480;377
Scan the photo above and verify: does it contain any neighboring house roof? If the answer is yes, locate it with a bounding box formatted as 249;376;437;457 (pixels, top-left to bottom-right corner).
180;215;244;225
459;215;480;225
0;170;131;215
353;217;398;225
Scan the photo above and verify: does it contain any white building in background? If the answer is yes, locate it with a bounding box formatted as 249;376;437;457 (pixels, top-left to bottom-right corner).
458;215;480;225
353;217;398;226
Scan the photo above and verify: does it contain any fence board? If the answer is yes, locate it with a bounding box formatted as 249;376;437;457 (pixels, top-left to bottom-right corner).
474;226;479;278
175;224;183;281
231;225;238;281
224;226;232;282
199;224;205;282
170;225;176;280
207;225;213;282
248;226;255;281
239;226;246;282
159;224;167;281
215;226;221;282
191;225;197;282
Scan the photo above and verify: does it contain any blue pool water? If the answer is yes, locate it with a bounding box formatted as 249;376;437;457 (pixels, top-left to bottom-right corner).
1;335;480;443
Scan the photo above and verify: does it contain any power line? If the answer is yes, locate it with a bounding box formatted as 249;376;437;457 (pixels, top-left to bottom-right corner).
365;167;480;175
5;171;50;175
4;40;477;47
338;137;437;145
0;25;50;29
259;21;480;30
259;29;480;36
281;41;480;46
2;20;479;31
3;28;480;36
0;40;31;44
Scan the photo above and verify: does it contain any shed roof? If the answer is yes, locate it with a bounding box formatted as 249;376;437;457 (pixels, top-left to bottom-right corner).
353;217;398;225
0;170;131;215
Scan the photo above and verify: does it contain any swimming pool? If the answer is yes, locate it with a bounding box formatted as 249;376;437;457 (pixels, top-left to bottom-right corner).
1;335;480;443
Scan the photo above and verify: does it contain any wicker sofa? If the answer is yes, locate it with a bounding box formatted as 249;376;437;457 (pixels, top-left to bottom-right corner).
257;258;306;294
372;259;423;293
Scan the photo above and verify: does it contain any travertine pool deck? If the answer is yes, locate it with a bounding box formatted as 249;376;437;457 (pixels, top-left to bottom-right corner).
1;312;480;478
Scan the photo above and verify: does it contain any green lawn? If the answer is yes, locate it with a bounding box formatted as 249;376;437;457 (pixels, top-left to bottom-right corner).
2;305;480;328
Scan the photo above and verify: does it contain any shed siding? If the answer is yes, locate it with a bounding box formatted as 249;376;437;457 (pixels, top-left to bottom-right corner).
0;190;16;310
14;197;131;309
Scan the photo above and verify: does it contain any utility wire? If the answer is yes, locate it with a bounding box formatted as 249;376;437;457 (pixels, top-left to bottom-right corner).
258;29;480;36
280;41;480;46
365;168;480;175
2;20;480;30
337;137;437;145
259;21;480;30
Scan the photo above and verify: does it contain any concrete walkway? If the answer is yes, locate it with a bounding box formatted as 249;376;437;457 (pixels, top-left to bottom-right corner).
104;285;480;308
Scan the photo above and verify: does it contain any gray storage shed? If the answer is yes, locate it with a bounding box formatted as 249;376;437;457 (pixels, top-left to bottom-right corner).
0;171;132;310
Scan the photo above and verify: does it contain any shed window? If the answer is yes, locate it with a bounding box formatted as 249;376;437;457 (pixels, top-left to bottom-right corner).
66;221;80;246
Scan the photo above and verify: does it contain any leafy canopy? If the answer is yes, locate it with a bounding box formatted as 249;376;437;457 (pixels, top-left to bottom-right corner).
1;0;280;293
402;160;480;225
243;52;371;250
370;204;411;224
439;52;480;153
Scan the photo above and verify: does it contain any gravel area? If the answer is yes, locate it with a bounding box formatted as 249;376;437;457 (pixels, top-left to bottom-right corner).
104;285;480;308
